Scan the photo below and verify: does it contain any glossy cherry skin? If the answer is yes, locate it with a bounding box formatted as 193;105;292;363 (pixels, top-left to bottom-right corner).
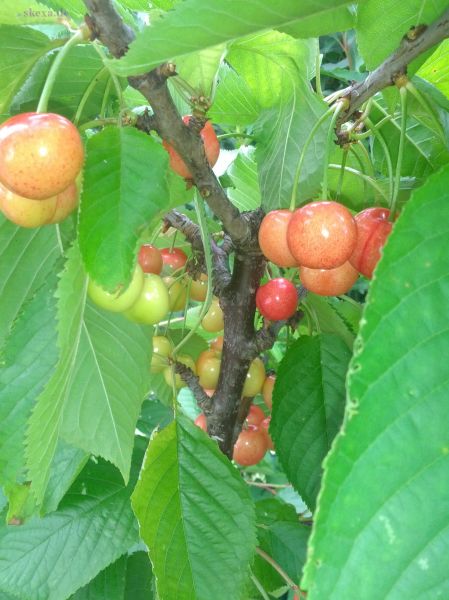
124;274;169;324
138;244;163;274
287;201;357;269
163;116;220;179
202;297;224;332
0;112;84;199
160;247;188;274
350;207;392;279
300;261;359;296
210;335;224;352
197;354;221;389
262;374;275;410
256;277;298;321
163;276;187;311
242;357;266;397
0;181;57;228
150;335;173;373
88;265;144;313
190;273;208;302
260;417;274;450
246;405;266;427
233;426;268;466
48;181;79;224
194;413;207;432
258;210;297;267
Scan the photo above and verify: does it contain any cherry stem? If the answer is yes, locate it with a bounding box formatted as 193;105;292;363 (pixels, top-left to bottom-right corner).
217;132;253;141
37;29;85;113
250;573;270;600
255;547;298;591
328;164;389;202
92;42;125;111
335;147;348;201
74;66;108;125
289;106;335;211
390;86;408;220
172;192;214;356
365;117;394;203
353;114;393;139
79;117;118;131
321;101;345;200
315;48;323;98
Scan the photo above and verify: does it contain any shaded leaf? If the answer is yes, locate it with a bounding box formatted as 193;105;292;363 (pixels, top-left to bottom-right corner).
226;147;261;211
209;63;261;126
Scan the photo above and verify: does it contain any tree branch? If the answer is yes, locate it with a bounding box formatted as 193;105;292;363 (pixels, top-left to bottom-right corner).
338;7;449;124
83;0;252;246
173;361;212;412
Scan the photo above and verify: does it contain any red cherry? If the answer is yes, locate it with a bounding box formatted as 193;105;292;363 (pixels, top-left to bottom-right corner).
287;201;357;269
256;277;297;321
0;112;84;200
260;417;274;450
163;116;220;179
194;413;207;431
138;244;163;274
246;405;266;427
300;261;359;296
258;210;297;267
233;426;268;466
350;207;393;279
160;247;188;274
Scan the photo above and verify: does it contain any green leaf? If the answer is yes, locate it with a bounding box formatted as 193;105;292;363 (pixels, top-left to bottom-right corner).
302;164;449;599
255;82;328;210
37;0;86;20
304;294;357;349
175;44;227;98
0;273;59;487
132;414;257;600
12;44;113;123
357;1;448;71
26;244;152;504
71;555;127;600
0;24;58;114
137;397;173;437
107;0;355;76
226;147;261;211
0;216;61;348
209;64;261;126
79;127;169;291
418;39;449;100
271;334;351;510
0;457;139;600
280;5;355;37
228;31;317;108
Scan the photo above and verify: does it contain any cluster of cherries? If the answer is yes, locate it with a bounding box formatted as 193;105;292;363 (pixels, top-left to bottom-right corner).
0;112;84;227
256;201;393;321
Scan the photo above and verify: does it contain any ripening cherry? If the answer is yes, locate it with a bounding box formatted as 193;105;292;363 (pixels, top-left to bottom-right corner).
190;273;208;302
160;247;188;274
163;276;187;311
258;210;297;267
48;180;79;224
124;273;169;324
196;349;219;372
260;417;274;450
262;374;275;410
194;413;207;432
210;335;224;353
245;404;266;427
202;297;224;332
242;357;266;397
163;354;196;389
287;201;357;269
349;207;393;279
138;244;163;274
0;112;84;200
256;277;298;321
0;181;57;228
163;116;220;179
150;335;173;373
197;352;221;389
300;261;359;296
233;426;268;466
88;265;144;313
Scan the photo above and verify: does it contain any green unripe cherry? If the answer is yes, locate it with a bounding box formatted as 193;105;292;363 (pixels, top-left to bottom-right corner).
151;335;173;373
124;273;170;325
87;265;144;313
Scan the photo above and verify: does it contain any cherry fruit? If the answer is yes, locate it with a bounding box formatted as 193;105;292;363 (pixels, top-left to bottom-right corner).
245;404;265;427
300;261;358;296
262;374;275;410
349;207;392;279
287;201;356;269
163;276;187;311
242;357;266;397
202;297;224;332
163;116;220;179
0;112;84;200
258;209;296;267
260;417;274;450
256;277;297;321
138;244;163;274
88;265;144;313
163;354;196;389
124;273;169;324
150;335;173;373
194;413;207;432
160;247;188;274
190;273;208;302
233;426;268;466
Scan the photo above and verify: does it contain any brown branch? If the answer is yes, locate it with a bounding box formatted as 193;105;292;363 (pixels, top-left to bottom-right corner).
173;362;212;412
83;0;252;247
338;7;449;124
